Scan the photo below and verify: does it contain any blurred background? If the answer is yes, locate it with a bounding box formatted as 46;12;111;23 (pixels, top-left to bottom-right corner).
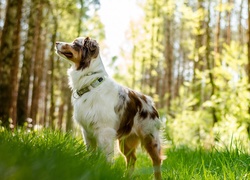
0;0;249;149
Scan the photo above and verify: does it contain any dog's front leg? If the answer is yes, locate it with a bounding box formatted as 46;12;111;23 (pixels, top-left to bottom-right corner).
82;128;97;150
96;128;117;162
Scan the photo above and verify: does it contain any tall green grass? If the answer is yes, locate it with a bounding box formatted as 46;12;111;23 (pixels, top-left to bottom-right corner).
0;130;127;180
162;147;250;180
0;129;249;180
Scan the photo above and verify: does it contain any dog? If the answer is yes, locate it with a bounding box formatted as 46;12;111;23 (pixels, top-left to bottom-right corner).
55;37;163;179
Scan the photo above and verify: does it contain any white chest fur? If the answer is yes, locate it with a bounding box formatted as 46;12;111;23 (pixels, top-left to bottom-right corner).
72;77;120;134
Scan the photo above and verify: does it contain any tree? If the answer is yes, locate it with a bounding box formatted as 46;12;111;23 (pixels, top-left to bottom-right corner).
225;0;232;44
238;0;244;44
247;0;250;136
205;0;218;125
163;11;174;111
17;0;38;126
30;1;44;125
0;0;23;128
214;0;222;62
9;0;23;127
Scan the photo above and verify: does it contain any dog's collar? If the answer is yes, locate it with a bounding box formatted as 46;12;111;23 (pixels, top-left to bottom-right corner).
84;71;99;76
75;76;106;97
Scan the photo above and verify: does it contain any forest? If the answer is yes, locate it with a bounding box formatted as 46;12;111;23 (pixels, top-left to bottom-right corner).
0;0;250;150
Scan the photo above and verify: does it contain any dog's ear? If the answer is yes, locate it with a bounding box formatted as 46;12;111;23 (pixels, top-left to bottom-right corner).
77;37;99;70
85;38;99;58
88;39;98;51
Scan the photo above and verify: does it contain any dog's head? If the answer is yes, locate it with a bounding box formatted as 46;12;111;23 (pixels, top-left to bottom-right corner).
55;37;99;70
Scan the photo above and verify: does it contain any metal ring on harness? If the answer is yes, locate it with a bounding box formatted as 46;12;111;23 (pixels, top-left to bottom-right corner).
73;91;80;99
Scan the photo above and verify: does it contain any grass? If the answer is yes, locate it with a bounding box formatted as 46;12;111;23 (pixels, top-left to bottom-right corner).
0;129;249;180
162;147;250;180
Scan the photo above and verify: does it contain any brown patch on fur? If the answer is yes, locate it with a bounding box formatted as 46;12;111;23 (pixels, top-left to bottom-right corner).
150;106;159;119
128;91;143;110
116;89;160;138
139;110;148;119
138;93;159;119
139;94;148;103
77;37;99;70
116;90;143;138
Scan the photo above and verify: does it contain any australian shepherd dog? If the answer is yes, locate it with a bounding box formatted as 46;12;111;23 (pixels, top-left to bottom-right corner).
55;37;163;179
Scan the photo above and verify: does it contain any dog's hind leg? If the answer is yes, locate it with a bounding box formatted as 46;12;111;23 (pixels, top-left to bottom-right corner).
142;133;162;180
119;133;140;176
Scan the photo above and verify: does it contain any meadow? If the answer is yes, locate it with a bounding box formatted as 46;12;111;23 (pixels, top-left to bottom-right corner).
0;129;249;180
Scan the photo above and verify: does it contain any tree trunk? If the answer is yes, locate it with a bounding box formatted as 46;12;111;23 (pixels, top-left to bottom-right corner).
17;0;38;126
225;0;232;44
214;0;222;63
247;0;250;137
175;20;186;106
44;57;50;128
0;1;4;40
165;17;173;111
77;0;84;36
148;0;156;97
41;17;50;128
239;0;244;44
211;0;222;125
49;16;58;129
30;2;44;126
132;45;136;89
192;0;205;109
206;0;218;125
0;0;20;128
140;57;146;92
9;0;23;127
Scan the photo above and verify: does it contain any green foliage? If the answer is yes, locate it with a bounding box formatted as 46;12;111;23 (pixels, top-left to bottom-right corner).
53;0;104;42
166;94;213;148
165;41;250;149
